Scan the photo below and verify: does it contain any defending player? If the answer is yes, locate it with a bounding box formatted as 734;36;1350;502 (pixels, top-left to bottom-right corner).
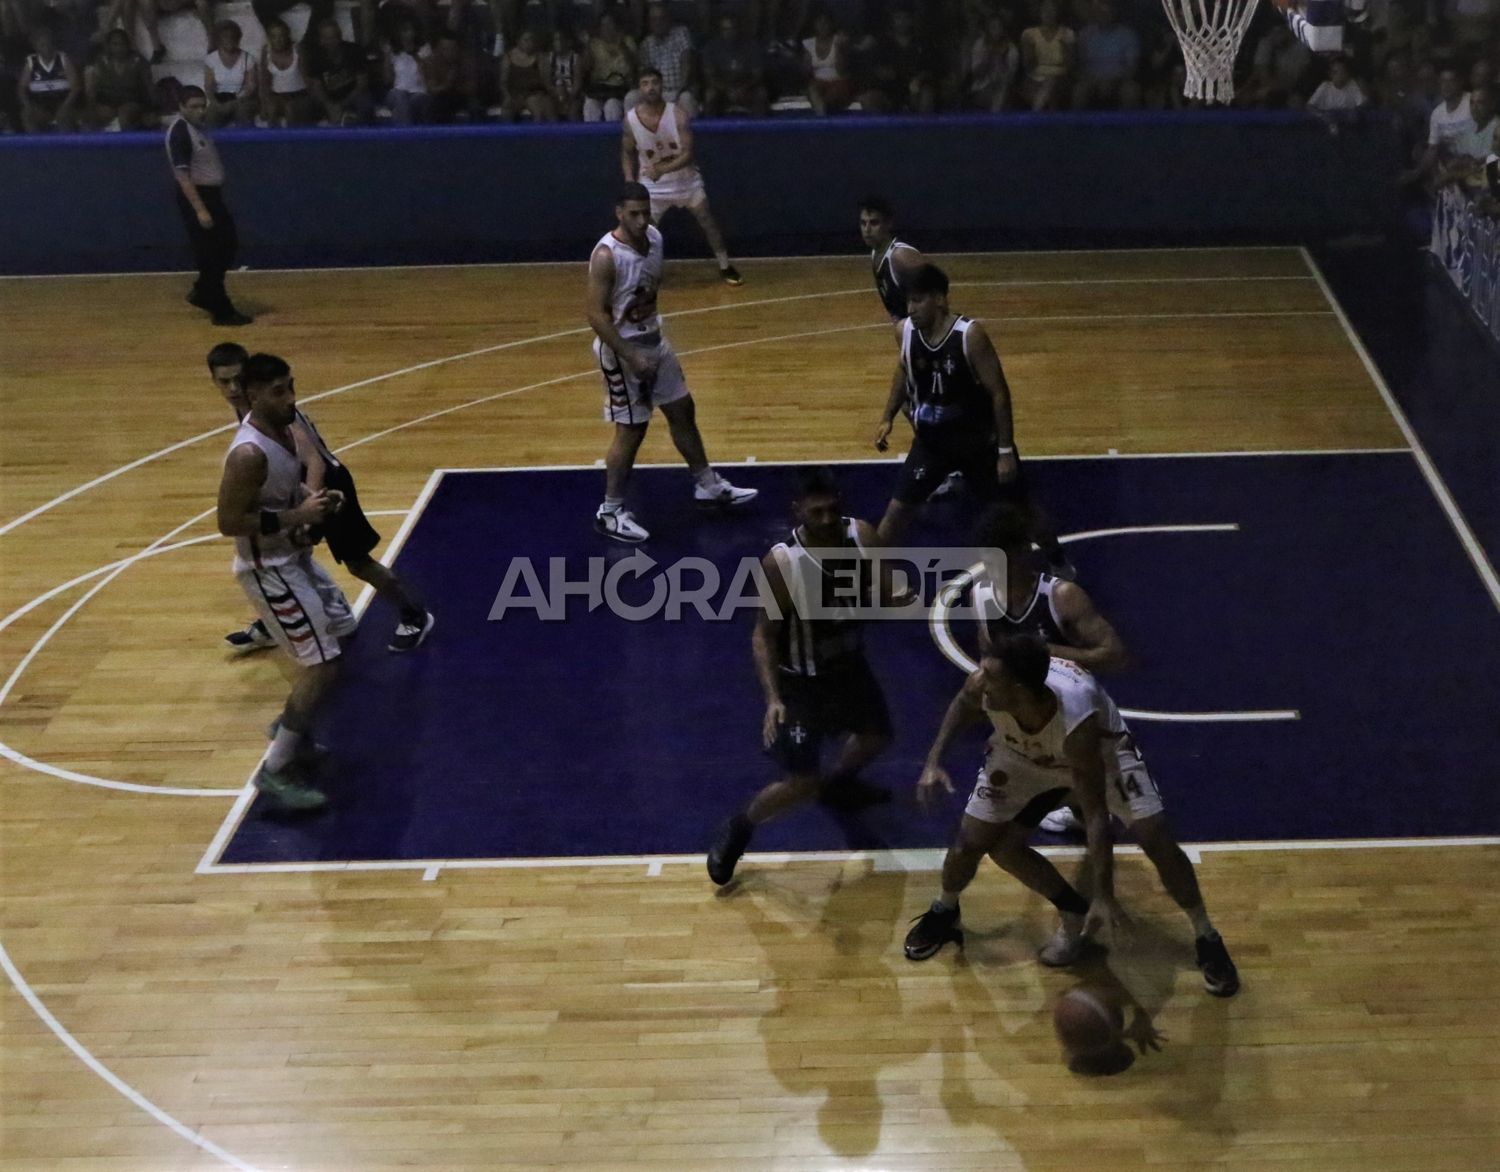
903;635;1240;997
859;195;927;341
872;263;1068;570
208;343;434;654
217;353;350;811
622;67;742;286
707;467;906;885
588;183;757;543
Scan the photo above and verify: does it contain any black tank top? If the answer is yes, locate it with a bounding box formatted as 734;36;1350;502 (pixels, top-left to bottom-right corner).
773;519;867;677
976;573;1068;647
902;315;992;438
872;238;919;321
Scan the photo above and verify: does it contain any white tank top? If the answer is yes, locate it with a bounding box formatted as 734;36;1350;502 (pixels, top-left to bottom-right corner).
597;224;664;340
626;102;700;198
266;46;306;94
982;658;1128;779
205;49;249;96
226;420;305;573
803;36;840;82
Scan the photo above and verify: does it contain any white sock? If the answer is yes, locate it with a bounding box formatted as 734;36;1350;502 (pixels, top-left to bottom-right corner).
693;467;720;491
715;250;730;268
1187;905;1216;938
937;890;961;910
600;497;624;514
265;724;301;772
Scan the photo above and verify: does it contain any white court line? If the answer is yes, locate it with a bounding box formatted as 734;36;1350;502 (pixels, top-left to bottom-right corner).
196;834;1500;876
0;941;261;1170
198;471;448;874
1300;247;1500;613
925;523;1300;723
0;244;1303;281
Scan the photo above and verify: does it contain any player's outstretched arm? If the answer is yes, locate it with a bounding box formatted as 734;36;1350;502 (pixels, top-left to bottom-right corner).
752;551;793;747
918;671;985;810
1050;582;1133;674
1065;714;1122;935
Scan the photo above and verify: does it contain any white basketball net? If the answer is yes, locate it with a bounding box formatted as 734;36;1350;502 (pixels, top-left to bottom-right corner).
1162;0;1260;104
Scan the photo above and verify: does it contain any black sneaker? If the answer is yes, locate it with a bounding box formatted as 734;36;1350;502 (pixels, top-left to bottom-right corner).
388;610;435;652
212;310;254;327
1196;933;1240;997
903;901;963;960
186;287;209;311
719;264;743;287
224;619;276;654
707;815;753;885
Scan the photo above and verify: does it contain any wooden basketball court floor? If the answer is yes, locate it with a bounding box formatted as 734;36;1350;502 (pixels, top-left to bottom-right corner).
1;248;1497;1170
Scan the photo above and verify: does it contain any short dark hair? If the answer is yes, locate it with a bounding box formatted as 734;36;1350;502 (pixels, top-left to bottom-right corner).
241;353;291;390
619;181;650;205
859;195;894;219
206;342;249;371
177;84;206;102
975;502;1032;554
995;634;1051;695
638;65;664;82
794;465;841;502
907;263;949;297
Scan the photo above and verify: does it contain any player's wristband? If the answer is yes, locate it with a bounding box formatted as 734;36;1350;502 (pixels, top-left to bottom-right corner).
259;510;282;536
997;445;1016;456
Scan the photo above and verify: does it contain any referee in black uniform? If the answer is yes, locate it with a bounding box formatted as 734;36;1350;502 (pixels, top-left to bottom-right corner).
166;86;250;327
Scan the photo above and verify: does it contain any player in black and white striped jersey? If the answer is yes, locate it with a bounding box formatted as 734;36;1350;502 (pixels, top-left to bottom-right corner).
207;344;433;656
707;468;902;885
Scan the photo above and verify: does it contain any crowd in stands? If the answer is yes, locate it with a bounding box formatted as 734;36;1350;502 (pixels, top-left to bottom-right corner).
0;0;1496;211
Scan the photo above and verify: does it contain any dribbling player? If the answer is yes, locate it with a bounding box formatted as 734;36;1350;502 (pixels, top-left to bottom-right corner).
622;66;742;286
903;635;1240;997
588;183;757;543
217;353;349;811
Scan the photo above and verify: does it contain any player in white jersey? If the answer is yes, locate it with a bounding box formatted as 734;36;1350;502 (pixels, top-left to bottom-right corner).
622;67;742;286
587;183;758;543
903;636;1240;997
206;343;433;655
217;354;351;811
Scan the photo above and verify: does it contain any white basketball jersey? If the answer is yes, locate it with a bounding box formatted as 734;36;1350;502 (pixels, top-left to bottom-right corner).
226;421;305;573
983;659;1127;779
626;102;700;198
597;224;664;340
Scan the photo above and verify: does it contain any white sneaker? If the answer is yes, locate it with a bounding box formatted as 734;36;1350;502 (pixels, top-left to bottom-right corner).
928;471;964;500
595;507;650;543
1040;805;1082;834
1037;917;1087;967
693;478;758;508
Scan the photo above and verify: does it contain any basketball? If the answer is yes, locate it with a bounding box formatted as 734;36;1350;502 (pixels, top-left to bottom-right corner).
1053;987;1124;1056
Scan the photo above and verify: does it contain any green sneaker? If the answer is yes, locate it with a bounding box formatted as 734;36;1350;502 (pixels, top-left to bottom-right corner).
253;763;327;811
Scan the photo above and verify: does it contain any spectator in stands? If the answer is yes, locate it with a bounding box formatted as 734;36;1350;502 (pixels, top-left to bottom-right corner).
306;17;374;125
1020;0;1074;111
1451;0;1495;49
963;10;1019;112
262;17;314;126
802;6;853;115
1377;52;1438;159
87;27;155;129
425;29;480;120
1401;66;1473;189
499;25;556;118
0;0;21;131
382;18;429;123
1141;22;1186;109
1240;18;1312;109
633;1;696;114
204;20;257;128
1308;54;1366;114
547;23;584;119
17;20;79;132
1073;0;1139;109
857;5;936;114
584;9;634;120
446;0;499;111
1437;85;1497;188
702;11;766;115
